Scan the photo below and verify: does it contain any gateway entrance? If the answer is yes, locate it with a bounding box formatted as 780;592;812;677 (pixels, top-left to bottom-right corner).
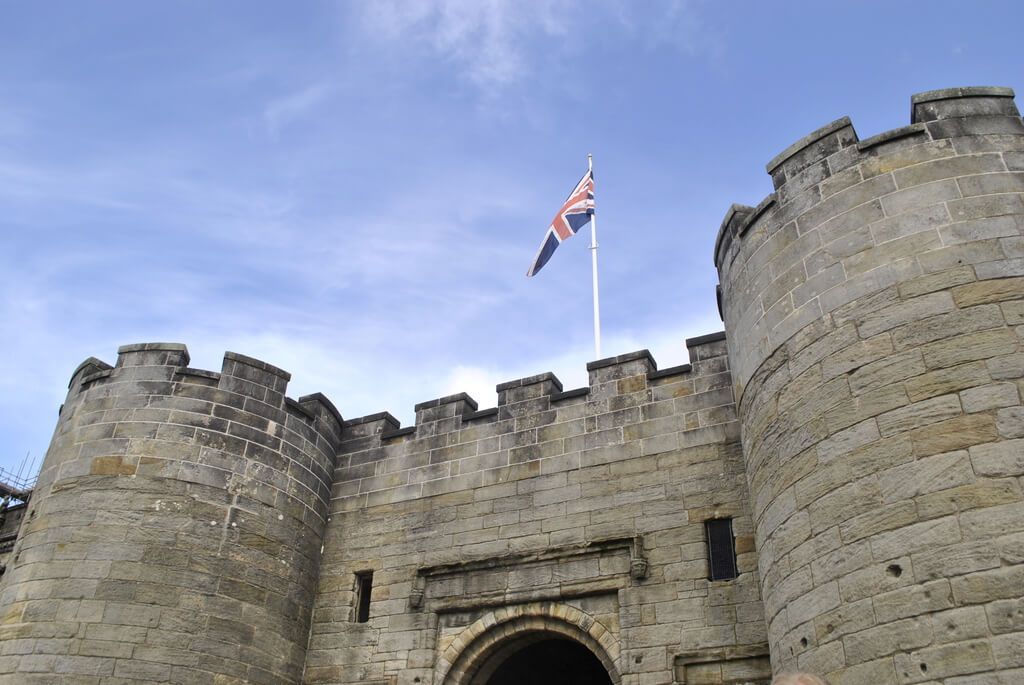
474;635;613;685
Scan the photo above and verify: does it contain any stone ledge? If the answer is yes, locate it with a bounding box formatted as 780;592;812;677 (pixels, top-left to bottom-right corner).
418;535;642;577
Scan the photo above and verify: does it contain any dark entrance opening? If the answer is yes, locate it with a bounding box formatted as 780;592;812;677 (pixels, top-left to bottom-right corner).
485;637;613;685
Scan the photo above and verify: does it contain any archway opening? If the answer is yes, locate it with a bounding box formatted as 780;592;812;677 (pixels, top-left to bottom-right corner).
474;635;613;685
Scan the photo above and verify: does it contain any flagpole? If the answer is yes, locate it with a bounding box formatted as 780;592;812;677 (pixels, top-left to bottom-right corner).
589;153;602;359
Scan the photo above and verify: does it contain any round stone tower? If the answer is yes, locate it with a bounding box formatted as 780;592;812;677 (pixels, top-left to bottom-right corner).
0;343;342;684
715;87;1024;682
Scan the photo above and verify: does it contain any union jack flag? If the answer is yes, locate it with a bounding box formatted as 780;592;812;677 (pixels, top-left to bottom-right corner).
526;169;595;277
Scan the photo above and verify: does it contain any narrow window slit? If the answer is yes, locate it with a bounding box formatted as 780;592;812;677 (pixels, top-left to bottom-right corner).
705;518;738;581
355;571;373;623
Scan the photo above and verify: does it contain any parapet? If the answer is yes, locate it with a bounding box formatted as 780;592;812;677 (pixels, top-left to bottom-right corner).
60;342;346;481
713;85;1023;395
714;86;1021;275
332;333;739;512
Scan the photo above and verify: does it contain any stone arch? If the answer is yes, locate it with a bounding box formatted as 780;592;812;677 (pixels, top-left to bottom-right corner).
436;602;621;685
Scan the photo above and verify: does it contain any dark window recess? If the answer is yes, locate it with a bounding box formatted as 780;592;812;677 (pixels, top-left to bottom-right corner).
355;571;373;623
705;518;738;581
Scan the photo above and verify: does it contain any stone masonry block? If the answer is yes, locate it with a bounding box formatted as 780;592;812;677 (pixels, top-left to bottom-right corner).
879;450;974;503
872;579;954;624
842;616;932;665
970;438;1024;477
961;383;1020;413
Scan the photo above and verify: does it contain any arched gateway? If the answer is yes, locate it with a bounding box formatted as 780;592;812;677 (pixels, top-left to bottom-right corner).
437;603;621;685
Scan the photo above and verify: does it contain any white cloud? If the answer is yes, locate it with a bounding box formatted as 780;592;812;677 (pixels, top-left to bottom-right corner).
356;0;577;91
353;0;713;93
263;83;333;137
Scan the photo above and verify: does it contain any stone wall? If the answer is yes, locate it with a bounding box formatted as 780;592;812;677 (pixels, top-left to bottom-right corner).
0;344;342;684
305;335;769;685
715;87;1024;683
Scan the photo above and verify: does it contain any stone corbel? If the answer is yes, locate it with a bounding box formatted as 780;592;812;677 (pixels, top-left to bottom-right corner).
629;535;649;580
409;573;426;609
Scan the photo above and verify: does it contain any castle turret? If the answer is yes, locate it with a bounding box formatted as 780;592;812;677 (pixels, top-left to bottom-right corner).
0;343;342;684
716;87;1024;682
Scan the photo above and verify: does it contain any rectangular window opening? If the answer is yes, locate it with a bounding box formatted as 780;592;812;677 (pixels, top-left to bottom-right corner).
355;571;373;623
705;518;738;581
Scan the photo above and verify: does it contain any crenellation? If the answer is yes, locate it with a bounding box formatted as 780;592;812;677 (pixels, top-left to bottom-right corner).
174;366;220;383
766;117;858;189
220;350;290;404
116;342;191;368
714;203;754;269
496;372;563;405
911;86;1019;123
414;393;480;426
67;356;113;389
856;122;927;152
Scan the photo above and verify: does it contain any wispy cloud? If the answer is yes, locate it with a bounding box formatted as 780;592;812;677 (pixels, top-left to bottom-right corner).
356;0;577;91
352;0;714;94
263;83;333;137
608;0;719;57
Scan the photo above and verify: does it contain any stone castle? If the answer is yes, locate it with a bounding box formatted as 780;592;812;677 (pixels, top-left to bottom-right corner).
1;85;1022;684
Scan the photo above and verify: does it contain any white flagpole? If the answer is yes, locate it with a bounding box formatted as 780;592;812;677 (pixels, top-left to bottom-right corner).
588;153;602;359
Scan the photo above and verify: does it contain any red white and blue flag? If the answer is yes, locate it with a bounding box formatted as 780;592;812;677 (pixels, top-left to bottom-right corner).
526;169;595;277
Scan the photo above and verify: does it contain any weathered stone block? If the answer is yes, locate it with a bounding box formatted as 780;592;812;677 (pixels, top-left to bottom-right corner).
842;616;932;664
970;438;1024;477
953;277;1024;307
879;451;974;503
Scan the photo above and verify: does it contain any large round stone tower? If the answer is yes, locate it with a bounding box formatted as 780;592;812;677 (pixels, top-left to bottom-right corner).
0;343;342;684
715;87;1024;682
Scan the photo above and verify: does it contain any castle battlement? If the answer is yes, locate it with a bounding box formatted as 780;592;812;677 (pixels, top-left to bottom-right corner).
713;86;1022;399
714;86;1020;279
331;334;738;516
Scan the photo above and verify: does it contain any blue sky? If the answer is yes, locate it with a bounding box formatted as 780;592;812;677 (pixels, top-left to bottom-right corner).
2;1;1023;478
